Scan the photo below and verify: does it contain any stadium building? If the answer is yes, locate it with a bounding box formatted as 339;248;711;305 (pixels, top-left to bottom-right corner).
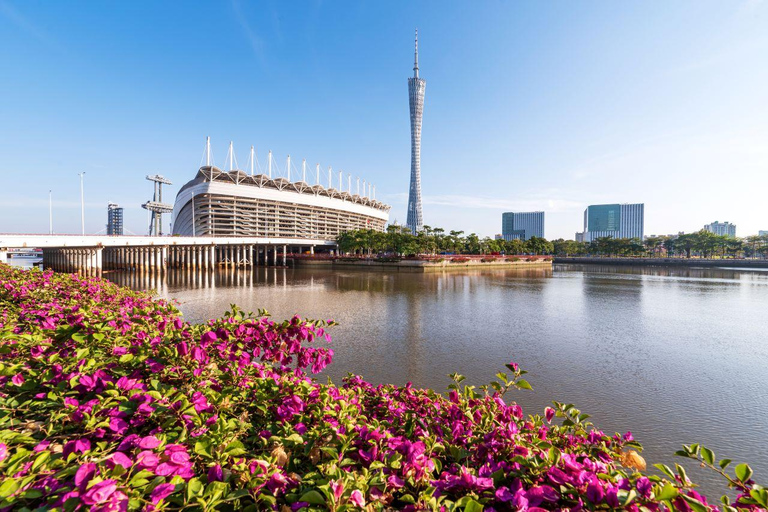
171;138;390;240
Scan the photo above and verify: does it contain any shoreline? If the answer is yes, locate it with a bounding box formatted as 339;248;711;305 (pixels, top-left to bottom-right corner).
553;256;768;269
292;258;553;272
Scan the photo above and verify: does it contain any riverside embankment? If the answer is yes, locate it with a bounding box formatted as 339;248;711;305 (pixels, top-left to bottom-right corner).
554;256;768;268
293;255;552;272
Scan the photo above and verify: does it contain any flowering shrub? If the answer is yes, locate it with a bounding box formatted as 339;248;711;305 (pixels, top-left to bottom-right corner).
450;258;470;264
479;258;497;263
505;257;522;263
0;265;765;511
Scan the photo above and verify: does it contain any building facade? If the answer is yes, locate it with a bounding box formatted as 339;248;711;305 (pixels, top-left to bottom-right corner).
704;221;736;237
171;162;389;240
106;203;124;236
759;230;768;237
582;203;644;242
406;30;426;234
501;211;545;241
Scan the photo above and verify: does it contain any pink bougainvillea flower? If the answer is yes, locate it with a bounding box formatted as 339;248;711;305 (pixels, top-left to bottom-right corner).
74;462;97;489
208;464;223;482
11;373;24;386
81;479;118;505
0;443;8;462
329;479;344;501
137;435;161;449
63;439;91;457
109;452;133;469
150;483;176;504
349;489;366;508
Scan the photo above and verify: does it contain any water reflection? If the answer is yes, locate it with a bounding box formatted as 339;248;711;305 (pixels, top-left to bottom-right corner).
105;264;768;497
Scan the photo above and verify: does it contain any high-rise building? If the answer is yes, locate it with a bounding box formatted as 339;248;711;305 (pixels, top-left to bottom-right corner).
406;30;426;234
704;221;736;237
582;203;644;242
107;202;124;236
759;230;768;237
502;211;545;241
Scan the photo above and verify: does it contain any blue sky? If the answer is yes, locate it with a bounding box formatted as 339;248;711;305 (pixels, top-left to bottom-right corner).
1;0;767;239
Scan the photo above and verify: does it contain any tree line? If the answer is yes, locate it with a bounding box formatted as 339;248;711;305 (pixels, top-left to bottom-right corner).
336;226;554;256
337;227;768;259
555;230;768;258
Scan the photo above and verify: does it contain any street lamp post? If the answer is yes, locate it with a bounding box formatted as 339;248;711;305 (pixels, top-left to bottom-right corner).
78;172;86;235
48;190;53;235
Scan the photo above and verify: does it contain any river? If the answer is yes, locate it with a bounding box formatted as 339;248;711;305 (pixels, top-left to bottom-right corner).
105;263;768;498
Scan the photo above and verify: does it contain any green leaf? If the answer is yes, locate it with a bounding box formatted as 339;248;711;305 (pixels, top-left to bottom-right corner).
186;478;204;500
299;490;326;505
194;440;212;458
719;459;732;469
701;447;714;465
284;434;304;445
653;464;676;479
515;379;533;391
680;494;708;512
735;463;753;482
464;498;484;512
0;479;19;499
225;439;246;456
656;482;679;501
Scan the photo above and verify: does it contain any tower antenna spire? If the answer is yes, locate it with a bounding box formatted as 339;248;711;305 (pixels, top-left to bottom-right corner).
413;28;419;78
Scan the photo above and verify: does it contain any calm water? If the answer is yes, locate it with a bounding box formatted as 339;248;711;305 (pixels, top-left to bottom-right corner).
106;264;768;496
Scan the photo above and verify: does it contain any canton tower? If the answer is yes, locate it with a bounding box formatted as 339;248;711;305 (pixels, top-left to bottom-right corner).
407;29;426;234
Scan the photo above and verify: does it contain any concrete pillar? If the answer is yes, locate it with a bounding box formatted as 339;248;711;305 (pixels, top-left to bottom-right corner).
209;246;216;269
272;246;277;266
248;245;254;268
161;246;168;273
283;245;287;266
310;245;314;256
95;248;102;275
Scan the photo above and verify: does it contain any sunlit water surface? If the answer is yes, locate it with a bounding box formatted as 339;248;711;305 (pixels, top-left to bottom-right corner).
106;264;768;497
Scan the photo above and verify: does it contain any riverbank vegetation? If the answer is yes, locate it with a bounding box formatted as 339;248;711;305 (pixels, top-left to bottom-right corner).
1;265;765;511
337;226;768;260
336;226;553;256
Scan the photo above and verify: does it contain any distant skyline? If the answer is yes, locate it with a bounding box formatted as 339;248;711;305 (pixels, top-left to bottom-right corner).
1;1;767;239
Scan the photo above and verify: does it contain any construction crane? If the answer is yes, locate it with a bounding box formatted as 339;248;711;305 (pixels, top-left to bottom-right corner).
142;175;173;236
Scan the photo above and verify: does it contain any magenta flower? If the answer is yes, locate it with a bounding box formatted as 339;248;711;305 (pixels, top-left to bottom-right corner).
11;373;24;386
208;464;223;482
329;479;344;501
136;450;160;470
63;439;91;457
138;435;161;449
74;462;97;489
108;418;129;435
0;443;8;462
349;490;366;508
586;477;605;503
110;452;133;469
81;479;118;505
544;407;555;423
636;476;652;498
150;483;176;504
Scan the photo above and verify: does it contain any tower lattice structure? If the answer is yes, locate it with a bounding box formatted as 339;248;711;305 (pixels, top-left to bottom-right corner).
407;30;426;234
